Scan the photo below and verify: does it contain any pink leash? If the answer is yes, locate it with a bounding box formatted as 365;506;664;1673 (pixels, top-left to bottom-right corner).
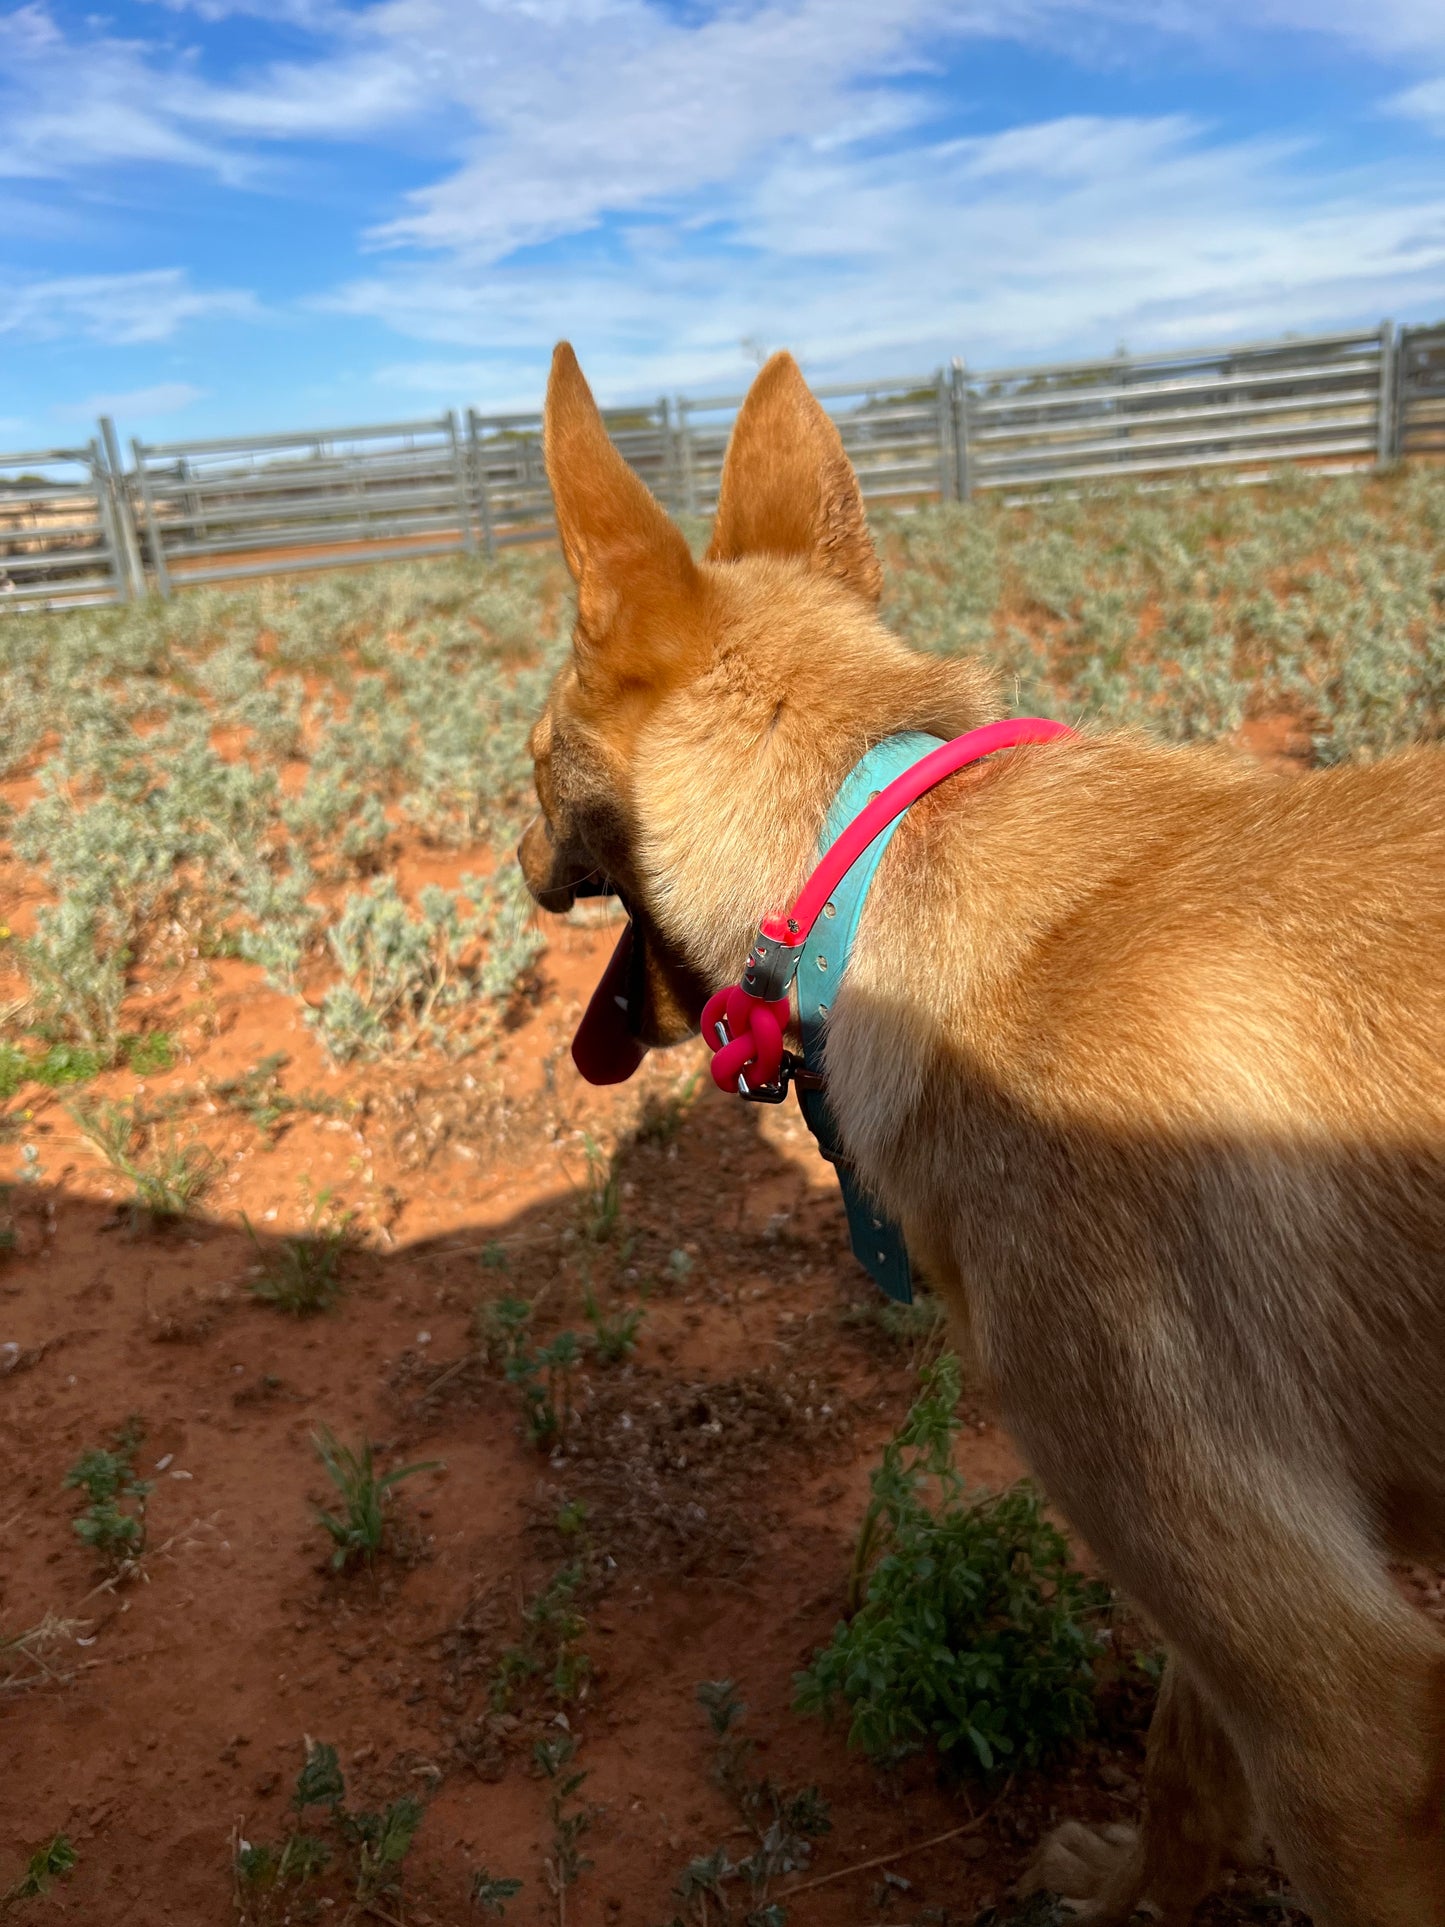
702;717;1074;1094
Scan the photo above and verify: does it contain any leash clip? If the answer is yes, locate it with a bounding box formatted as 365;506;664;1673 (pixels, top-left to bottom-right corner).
710;1017;820;1103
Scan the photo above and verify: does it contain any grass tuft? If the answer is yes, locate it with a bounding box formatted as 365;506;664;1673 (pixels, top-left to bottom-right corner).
69;1097;216;1224
311;1427;440;1570
246;1191;354;1316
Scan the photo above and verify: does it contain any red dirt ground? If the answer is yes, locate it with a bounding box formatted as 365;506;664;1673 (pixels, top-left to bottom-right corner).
3;722;1434;1927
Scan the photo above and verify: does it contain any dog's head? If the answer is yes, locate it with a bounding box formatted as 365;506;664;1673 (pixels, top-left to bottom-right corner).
519;342;995;1078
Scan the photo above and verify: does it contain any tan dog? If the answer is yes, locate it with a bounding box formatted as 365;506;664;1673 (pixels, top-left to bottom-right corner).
519;341;1445;1926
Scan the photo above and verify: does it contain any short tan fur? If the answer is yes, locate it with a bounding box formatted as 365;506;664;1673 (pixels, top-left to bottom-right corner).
520;341;1445;1925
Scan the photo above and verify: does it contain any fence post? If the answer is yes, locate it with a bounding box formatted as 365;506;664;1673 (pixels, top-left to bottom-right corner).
951;360;972;501
676;397;698;518
654;396;675;515
98;417;144;599
85;437;130;605
446;410;476;553
131;438;173;600
1377;321;1397;468
934;368;954;502
467;410;496;558
1393;326;1412;462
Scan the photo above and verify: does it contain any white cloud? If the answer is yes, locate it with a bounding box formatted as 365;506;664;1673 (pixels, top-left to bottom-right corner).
138;0;347;24
0;270;259;344
4;0;1444;389
54;381;207;421
332;115;1445;404
2;0;1441;203
1208;0;1445;58
1389;73;1445;132
364;0;1006;257
0;0;430;180
1061;0;1445;61
0;5;236;180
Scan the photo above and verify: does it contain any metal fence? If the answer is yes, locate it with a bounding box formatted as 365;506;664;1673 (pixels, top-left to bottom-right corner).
1398;321;1445;457
0;421;140;608
957;326;1393;494
465;399;674;549
4;319;1442;607
675;371;957;514
130;414;477;594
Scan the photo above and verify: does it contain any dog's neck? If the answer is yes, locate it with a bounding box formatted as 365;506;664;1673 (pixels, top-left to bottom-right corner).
620;577;997;996
630;688;844;995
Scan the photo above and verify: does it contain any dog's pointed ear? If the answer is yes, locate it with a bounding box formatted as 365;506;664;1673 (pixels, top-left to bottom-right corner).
707;351;882;606
544;343;699;680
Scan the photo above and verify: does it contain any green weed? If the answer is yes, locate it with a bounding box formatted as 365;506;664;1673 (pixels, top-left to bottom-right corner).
795;1354;1109;1775
64;1418;150;1571
632;1071;702;1147
3;1833;77;1904
471;1868;524;1913
347;1795;424;1902
211;1052;343;1141
840;1288;945;1351
973;1900;1068;1927
246;1191;354;1316
11;901;128;1056
0;1048;25;1103
879;471;1445;760
124;1030;175;1075
489;1560;591;1712
664;1681;830;1926
311;1428;440;1570
477;1290;535;1368
578;1131;623;1242
478;1295;583;1451
535;1735;594;1905
583;1281;644;1363
666;1248;694;1285
1;549;563;1066
235;1737;427;1922
0;1041;109;1097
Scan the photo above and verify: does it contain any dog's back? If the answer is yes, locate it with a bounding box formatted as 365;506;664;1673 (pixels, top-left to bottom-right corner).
832;735;1445;1538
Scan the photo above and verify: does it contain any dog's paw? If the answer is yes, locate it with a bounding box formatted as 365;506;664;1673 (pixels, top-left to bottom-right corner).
1019;1822;1145;1919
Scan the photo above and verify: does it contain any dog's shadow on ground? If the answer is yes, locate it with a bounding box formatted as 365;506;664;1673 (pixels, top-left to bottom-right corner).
0;1075;1339;1925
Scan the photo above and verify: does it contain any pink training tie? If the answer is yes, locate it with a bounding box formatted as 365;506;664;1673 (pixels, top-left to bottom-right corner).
700;983;792;1092
702;717;1075;1095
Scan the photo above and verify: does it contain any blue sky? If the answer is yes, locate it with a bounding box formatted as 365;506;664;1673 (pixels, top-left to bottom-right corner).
3;0;1445;447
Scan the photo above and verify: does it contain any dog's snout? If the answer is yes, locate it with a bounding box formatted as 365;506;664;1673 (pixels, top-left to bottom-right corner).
518;812;585;915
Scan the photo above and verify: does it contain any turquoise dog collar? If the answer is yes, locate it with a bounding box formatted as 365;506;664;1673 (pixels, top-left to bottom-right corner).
793;732;942;1304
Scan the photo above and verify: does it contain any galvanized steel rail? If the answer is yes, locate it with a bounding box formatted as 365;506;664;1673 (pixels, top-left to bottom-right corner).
1398;322;1445;458
958;327;1392;495
129;414;475;596
3;320;1441;605
0;423;139;609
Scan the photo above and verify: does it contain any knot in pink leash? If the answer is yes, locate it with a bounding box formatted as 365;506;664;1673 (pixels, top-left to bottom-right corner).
702;717;1074;1097
700;983;791;1093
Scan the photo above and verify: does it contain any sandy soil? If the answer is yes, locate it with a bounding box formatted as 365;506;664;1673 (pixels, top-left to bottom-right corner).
4;718;1432;1926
